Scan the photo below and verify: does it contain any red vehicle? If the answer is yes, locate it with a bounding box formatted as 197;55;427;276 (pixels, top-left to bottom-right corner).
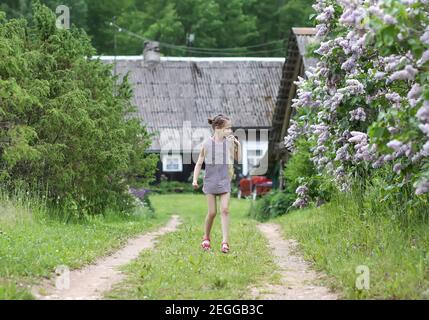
238;176;273;200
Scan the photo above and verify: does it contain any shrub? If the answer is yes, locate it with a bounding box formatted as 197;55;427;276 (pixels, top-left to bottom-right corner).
0;2;158;217
284;0;429;209
247;190;295;222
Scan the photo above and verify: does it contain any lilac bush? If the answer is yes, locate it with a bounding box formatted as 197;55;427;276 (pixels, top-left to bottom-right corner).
284;0;429;206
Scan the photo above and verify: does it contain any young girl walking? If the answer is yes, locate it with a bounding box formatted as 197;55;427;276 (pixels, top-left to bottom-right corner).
192;114;241;253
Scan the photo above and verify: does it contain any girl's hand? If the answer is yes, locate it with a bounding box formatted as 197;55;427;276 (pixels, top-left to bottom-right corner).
192;181;199;190
227;135;239;145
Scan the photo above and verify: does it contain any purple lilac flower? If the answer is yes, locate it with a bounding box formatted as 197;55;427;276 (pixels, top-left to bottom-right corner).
338;79;365;95
293;185;310;208
292;197;308;208
284;120;301;152
393;163;402;174
385;92;401;108
408;83;422;100
315;40;334;55
383;54;402;72
387;140;403;152
420;26;429;45
348;131;367;143
415;179;429;195
383;14;397;25
374;71;386;80
389;65;418;82
316;6;335;23
419;124;429;137
338;1;366;29
372;156;385;169
417;50;429;67
335;144;350;161
316;24;329;38
296;185;308;196
416;101;429;123
349;107;366;121
341;56;357;71
422;141;429;155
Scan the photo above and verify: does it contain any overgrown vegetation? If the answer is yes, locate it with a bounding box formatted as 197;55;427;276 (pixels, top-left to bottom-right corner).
0;185;168;299
276;187;429;299
247;1;429;299
0;2;157;218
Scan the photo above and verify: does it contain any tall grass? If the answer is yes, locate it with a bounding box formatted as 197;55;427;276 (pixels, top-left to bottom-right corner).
0;184;168;300
274;184;429;299
0;185;49;227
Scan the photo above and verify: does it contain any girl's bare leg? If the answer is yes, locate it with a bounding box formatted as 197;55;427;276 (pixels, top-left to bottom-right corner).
219;192;230;243
204;194;217;239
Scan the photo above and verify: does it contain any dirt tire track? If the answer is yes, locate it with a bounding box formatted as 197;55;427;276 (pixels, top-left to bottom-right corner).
251;223;338;300
31;214;181;300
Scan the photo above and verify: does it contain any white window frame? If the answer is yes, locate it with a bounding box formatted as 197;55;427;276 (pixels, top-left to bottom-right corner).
162;154;183;172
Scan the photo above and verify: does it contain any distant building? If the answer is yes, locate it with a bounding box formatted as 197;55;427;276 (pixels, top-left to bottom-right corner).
94;27;316;186
96;46;284;183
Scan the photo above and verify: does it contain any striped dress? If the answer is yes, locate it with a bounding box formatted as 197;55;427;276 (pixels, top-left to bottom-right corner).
202;136;234;195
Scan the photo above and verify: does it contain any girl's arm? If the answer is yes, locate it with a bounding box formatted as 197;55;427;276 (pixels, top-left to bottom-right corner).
192;145;205;189
234;140;242;163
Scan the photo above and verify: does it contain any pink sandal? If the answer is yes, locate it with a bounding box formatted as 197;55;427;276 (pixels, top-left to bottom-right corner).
201;236;211;251
221;242;230;253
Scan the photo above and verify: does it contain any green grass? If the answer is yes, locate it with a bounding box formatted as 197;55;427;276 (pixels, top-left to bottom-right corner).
106;193;278;300
274;193;429;299
0;190;170;300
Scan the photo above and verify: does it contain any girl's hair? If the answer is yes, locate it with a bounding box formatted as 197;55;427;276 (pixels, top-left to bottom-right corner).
207;114;230;130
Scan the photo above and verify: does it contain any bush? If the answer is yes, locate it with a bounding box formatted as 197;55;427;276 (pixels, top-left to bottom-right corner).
284;0;429;206
0;2;158;217
282;138;335;207
247;190;295;222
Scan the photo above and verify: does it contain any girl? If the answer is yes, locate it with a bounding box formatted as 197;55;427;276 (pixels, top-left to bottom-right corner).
192;114;241;253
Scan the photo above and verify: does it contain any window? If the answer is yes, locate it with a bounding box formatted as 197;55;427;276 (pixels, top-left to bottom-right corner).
162;154;183;172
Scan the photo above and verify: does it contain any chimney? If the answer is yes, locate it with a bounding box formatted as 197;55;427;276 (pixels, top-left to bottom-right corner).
142;40;160;67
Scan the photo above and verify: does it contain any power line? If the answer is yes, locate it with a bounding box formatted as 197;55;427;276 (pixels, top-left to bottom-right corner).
156;42;285;55
163;46;286;56
108;22;286;55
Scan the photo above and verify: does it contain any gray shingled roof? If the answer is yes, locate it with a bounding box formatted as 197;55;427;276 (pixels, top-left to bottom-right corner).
95;57;285;151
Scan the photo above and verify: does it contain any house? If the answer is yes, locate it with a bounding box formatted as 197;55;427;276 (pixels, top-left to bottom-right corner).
96;45;285;183
266;27;318;189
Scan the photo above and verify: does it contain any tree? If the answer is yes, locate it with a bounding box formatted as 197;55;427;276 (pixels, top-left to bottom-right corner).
0;1;157;216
